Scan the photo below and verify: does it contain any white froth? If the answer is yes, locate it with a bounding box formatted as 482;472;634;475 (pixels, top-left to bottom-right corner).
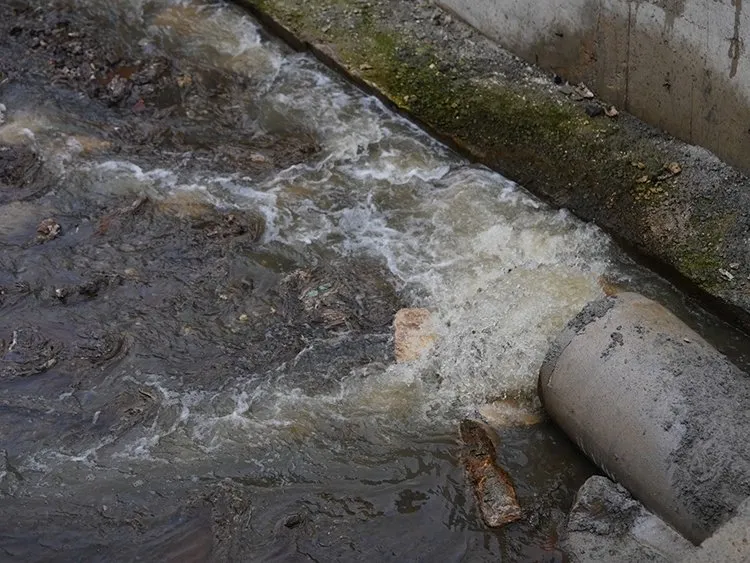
14;0;620;467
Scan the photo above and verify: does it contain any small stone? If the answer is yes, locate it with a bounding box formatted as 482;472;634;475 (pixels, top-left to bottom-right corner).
635;175;650;184
250;153;267;164
730;262;740;269
394;308;435;362
359;63;373;71
0;103;6;126
664;161;682;175
605;105;619;118
584;103;603;117
631;161;646;169
719;268;735;281
238;313;249;322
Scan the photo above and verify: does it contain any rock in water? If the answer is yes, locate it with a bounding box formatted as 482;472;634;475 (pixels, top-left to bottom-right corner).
562;476;696;562
393;308;435;362
459;419;522;528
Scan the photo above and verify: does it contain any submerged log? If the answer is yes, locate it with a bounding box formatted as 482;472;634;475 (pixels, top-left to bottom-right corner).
459;419;522;527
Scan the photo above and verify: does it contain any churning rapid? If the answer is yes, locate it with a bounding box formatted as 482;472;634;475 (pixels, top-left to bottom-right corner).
1;0;747;560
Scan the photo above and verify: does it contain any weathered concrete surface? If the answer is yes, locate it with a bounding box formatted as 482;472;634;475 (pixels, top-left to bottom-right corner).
539;293;750;543
437;0;750;174
235;0;750;333
562;476;697;562
687;497;750;562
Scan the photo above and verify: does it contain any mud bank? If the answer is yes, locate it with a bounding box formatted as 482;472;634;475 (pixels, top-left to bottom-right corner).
233;0;750;332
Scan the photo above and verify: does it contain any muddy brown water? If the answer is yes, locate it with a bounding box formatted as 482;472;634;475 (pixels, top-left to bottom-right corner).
1;1;749;561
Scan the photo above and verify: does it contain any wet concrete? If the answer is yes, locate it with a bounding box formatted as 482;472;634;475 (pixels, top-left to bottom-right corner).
540;293;750;543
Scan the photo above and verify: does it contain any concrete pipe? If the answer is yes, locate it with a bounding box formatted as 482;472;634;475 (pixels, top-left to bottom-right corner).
539;292;750;544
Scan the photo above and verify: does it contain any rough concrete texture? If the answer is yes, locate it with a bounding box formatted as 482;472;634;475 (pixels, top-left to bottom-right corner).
540;292;750;543
236;0;750;333
562;476;697;562
437;0;750;173
687;497;750;562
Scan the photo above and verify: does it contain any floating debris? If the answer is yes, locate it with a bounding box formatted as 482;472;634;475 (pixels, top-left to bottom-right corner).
36;218;61;242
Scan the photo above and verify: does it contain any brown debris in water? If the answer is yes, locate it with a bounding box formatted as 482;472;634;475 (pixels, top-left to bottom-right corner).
459;419;522;528
36;217;61;242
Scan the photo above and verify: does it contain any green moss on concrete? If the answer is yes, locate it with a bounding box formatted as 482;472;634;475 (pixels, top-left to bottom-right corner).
674;214;736;290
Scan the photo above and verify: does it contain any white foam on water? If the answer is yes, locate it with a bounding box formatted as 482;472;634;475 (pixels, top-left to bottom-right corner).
145;0;283;87
17;0;620;468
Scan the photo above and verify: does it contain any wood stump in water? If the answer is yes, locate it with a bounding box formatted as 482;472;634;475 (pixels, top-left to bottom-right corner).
459;419;522;528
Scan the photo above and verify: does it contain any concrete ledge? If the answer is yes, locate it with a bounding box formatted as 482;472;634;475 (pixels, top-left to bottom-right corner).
235;0;750;332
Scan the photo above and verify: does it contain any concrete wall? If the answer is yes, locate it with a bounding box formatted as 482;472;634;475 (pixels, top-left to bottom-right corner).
437;0;750;172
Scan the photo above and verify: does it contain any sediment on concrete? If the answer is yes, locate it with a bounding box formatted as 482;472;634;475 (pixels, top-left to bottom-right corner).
233;0;750;333
539;293;750;544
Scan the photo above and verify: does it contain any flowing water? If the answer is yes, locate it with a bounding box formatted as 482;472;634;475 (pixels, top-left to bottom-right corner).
1;1;749;561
